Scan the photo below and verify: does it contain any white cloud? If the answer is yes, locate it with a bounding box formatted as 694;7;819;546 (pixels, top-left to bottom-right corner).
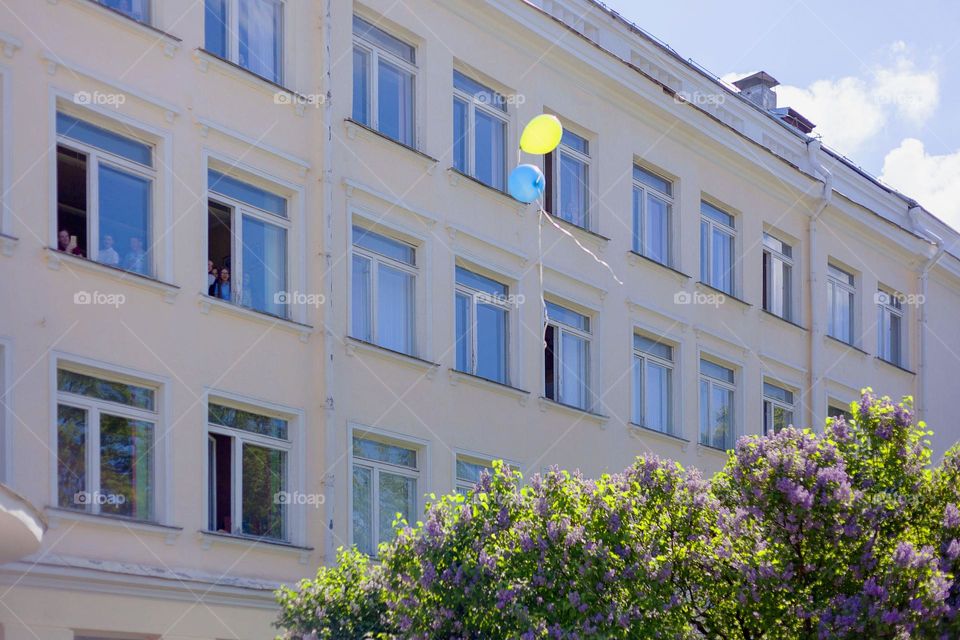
880;139;960;229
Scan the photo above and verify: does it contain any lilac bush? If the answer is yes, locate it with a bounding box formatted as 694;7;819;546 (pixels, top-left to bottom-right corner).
276;391;960;639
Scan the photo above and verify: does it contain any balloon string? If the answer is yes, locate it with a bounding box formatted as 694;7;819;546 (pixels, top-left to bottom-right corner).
540;210;624;286
538;201;547;349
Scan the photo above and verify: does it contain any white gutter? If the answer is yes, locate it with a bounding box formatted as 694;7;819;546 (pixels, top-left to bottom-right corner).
806;139;833;431
908;205;945;423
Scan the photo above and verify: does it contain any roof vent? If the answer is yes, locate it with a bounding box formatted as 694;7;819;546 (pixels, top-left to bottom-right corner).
732;71;816;134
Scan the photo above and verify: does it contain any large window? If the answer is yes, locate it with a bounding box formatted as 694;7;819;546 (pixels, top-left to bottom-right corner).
352;435;419;555
351;226;417;355
762;233;793;321
353;16;416;147
56;367;157;521
827;264;856;345
207;169;289;317
452;71;507;191
632;335;674;434
544;302;591;411
205;0;284;84
56;112;154;276
700;201;735;294
207;401;289;541
454;267;509;384
632;166;672;266
877;289;904;366
699;359;735;450
97;0;150;23
762;382;795;436
546;130;590;228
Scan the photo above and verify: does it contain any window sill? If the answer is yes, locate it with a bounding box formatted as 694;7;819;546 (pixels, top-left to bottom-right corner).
198;530;313;564
45;248;180;303
46;507;182;543
544;213;611;248
627;423;690;451
0;232;18;257
824;334;870;358
875;357;915;376
695;281;750;309
448;369;530;405
446;168;525;214
760;309;806;331
538;397;609;425
198;294;313;342
696;442;732;458
192;49;305;113
344;119;439;170
346;337;440;378
626;250;689;282
60;0;182;56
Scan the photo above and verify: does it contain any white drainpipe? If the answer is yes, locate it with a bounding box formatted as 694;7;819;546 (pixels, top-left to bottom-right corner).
908;205;945;422
806;140;833;431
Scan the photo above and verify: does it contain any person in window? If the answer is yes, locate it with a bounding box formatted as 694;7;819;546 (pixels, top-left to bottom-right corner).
208;260;218;288
123;237;147;274
98;234;120;267
57;229;84;257
210;267;232;301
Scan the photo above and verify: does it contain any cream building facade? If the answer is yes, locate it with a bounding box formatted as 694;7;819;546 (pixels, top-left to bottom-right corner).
1;0;959;638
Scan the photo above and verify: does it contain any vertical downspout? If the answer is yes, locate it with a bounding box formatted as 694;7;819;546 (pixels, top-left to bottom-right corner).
806;139;832;431
908;205;945;423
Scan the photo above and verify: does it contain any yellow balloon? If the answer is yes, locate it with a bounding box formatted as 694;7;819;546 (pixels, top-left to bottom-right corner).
520;114;564;155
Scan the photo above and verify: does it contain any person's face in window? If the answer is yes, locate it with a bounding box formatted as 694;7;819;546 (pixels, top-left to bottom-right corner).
103;235;115;250
130;237;143;253
220;268;230;283
208;260;214;274
58;229;70;249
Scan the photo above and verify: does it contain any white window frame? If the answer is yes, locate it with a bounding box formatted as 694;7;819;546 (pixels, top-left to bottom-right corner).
544;301;592;411
348;425;427;555
762;380;796;436
352;16;418;146
0;338;11;483
699;357;736;450
827;263;857;345
452;72;508;190
350;223;419;355
55;109;157;273
632;165;673;266
631;334;675;434
762;232;794;321
207;0;286;84
51;357;167;523
700;201;736;295
552;131;591;229
203;390;304;545
454;265;511;384
877;288;905;366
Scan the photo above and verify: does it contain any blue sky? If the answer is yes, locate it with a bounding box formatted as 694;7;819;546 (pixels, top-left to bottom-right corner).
602;0;960;228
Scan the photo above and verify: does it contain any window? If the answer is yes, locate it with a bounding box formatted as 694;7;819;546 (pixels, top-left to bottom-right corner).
763;382;795;435
205;0;284;84
762;233;793;321
452;71;507;191
544;302;591;410
699;359;735;449
877;290;904;366
56;367;158;520
56;112;154;276
546;130;590;228
454;267;509;384
827;264;856;344
352;434;419;555
353;15;416;147
207;401;289;541
455;455;493;495
828;404;853;422
632;166;672;265
97;0;150;23
700;201;735;294
351;226;416;355
207;169;289;317
632;335;673;433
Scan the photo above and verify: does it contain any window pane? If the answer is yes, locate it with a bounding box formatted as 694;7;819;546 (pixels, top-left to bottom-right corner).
99;165;151;276
377;60;415;146
710;385;733;449
377;263;414;354
204;0;228;58
242;444;286;539
378;472;415;546
700;220;710;282
353;226;415;264
241;215;287;316
474;110;506;190
98;0;150;22
763;383;793;404
99;414;153;520
645;193;670;264
57;369;155;411
634;335;672;360
561;130;588;155
353;16;415;63
57;404;87;510
889;312;902;364
633;165;671;196
711;227;734;294
238;0;283;83
56;113;152;166
699;380;710;446
455;292;471;373
208;403;288;440
353;437;417;468
476;303;507;383
453;97;468;173
456;267;507;298
352;465;373;554
453;71;505;111
208;170;287;218
645;361;671;433
456;458;491;485
699;359;733;383
558;152;588;227
559;331;588;409
545;302;589;332
774;406;793;433
353;46;370;125
701;201;734;228
631;356;643;424
352;254;373;341
828;264;854;285
632;186;643;254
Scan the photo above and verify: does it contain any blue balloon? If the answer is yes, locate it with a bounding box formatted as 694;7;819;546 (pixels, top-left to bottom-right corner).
508;164;545;204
